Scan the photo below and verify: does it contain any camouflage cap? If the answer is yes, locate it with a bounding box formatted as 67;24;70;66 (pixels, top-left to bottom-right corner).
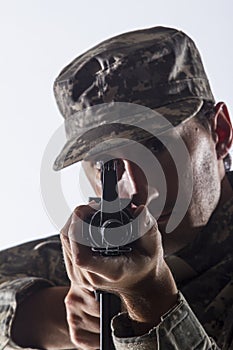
53;26;215;170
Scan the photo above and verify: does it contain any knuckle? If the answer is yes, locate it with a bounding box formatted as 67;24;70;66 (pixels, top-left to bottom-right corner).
74;205;88;219
68;222;79;240
65;291;83;306
64;294;72;306
71;210;80;223
68;221;84;245
67;312;82;328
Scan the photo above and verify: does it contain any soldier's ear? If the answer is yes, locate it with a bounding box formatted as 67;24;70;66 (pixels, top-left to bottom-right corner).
211;102;233;159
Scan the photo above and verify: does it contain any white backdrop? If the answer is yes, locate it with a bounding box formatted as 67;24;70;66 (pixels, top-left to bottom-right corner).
0;0;232;250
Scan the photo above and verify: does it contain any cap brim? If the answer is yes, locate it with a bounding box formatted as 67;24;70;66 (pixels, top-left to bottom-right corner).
53;99;203;171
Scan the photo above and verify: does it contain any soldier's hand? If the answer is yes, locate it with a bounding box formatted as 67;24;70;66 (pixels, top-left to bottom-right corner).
61;205;101;349
64;285;100;349
61;203;178;341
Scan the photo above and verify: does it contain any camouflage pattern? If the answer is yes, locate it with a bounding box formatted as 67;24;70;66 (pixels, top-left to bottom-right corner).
111;172;233;350
112;292;220;350
53;26;215;170
0;174;233;349
0;235;69;349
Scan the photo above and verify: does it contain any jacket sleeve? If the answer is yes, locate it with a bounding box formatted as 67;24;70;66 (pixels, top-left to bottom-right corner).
111;292;220;350
0;236;69;349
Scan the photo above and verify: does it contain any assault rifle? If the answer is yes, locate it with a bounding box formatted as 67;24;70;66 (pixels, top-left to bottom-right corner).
84;159;136;349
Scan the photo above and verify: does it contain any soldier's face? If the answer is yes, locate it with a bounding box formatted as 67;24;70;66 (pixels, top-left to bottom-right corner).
82;117;223;255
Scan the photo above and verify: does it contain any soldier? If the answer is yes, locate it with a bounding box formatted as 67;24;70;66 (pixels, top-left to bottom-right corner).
0;26;233;349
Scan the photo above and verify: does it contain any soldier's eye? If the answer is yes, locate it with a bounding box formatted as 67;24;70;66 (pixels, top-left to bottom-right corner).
94;157;123;171
93;155;115;170
94;160;102;170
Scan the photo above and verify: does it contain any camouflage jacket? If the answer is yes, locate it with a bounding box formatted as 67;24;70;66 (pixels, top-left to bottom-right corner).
112;191;233;350
0;178;233;349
